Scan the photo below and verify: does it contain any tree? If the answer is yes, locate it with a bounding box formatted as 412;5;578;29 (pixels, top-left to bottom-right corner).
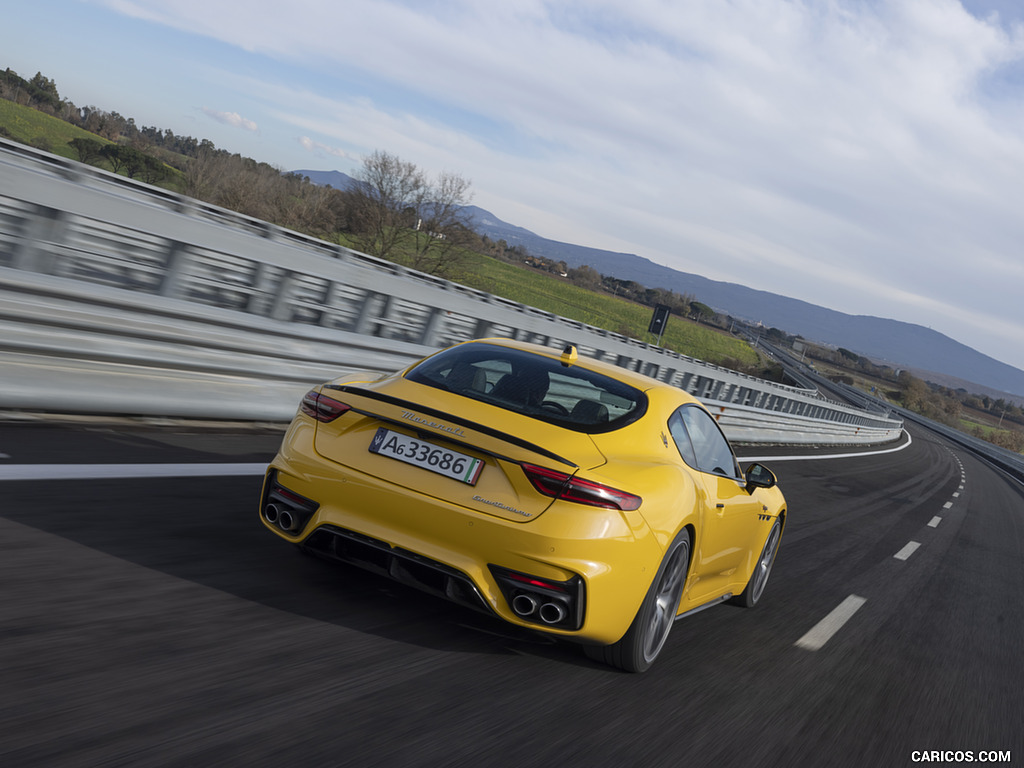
407;170;474;275
69;137;104;164
568;265;602;291
347;151;473;276
182;146;224;199
99;143;128;174
99;144;147;177
898;370;929;411
29;72;59;103
690;301;715;322
139;154;166;184
349;150;428;262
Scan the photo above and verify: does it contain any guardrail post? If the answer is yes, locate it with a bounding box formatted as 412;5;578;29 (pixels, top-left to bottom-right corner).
378;294;399;338
268;270;297;322
420;307;444;346
11;205;68;274
319;281;341;327
157;241;190;299
249;262;279;316
473;318;493;338
351;291;380;335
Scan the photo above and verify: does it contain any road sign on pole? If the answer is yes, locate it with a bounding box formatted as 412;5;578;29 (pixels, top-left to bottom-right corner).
648;304;671;346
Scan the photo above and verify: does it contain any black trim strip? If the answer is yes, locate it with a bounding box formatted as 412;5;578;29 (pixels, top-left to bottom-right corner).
324;384;579;469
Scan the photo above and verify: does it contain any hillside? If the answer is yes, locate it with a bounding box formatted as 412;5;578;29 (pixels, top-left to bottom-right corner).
0;99;111;161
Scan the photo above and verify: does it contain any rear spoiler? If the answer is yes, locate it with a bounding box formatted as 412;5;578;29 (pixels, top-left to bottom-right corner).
325;384;579;470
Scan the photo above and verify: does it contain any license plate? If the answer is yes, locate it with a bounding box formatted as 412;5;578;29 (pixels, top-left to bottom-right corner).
369;428;484;485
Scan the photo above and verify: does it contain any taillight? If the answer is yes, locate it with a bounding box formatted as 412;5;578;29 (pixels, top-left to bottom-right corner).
300;390;351;422
521;463;642;511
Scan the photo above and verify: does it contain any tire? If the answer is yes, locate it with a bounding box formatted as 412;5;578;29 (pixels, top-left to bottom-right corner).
585;528;691;673
731;518;781;608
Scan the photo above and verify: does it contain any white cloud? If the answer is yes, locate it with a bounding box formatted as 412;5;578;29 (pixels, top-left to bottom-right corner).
200;107;258;132
298;136;354;160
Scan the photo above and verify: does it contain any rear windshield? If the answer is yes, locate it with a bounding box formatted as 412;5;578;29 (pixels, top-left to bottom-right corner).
406;343;647;433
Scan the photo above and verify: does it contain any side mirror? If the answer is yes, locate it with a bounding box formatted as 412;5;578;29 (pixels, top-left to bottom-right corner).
744;463;777;492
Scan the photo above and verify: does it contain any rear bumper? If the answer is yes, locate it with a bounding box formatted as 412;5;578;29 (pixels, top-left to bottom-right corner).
301;523;493;616
259;446;663;645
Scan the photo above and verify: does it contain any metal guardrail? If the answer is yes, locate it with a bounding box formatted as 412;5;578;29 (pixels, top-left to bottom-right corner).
0;138;902;443
849;391;1024;485
762;338;1021;480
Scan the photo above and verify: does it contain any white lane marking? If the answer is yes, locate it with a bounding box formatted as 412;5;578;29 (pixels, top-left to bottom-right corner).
795;595;867;651
953;492;960;498
0;463;268;481
0;453;9;459
894;541;921;561
943;501;953;509
739;431;913;463
928;516;942;528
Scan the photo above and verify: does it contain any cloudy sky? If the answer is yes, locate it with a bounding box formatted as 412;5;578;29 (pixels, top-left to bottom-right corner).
5;0;1024;370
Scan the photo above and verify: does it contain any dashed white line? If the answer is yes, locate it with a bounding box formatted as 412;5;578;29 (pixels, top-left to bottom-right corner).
795;595;867;651
0;463;268;481
928;516;942;528
953;492;960;498
894;541;921;561
943;501;953;509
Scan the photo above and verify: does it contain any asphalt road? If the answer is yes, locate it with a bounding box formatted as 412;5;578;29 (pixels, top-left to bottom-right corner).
1;417;1022;767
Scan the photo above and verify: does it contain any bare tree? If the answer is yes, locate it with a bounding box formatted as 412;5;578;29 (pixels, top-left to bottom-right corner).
348;151;473;275
183;147;222;200
350;151;427;261
568;265;602;291
407;170;473;275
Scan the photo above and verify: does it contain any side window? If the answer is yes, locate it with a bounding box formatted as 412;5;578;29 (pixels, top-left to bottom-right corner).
667;410;698;468
678;405;739;479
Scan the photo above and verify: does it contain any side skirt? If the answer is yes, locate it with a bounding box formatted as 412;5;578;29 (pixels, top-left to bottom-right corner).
674;593;733;622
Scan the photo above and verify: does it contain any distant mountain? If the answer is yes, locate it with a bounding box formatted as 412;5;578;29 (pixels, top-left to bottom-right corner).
291;169;358;190
458;207;1024;398
295;170;1024;397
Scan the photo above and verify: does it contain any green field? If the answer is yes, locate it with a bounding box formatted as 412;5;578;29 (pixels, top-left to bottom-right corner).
0;100;112;160
961;417;1005;440
450;252;759;367
2;100;758;368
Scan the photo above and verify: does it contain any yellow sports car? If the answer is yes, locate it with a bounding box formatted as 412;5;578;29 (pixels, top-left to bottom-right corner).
261;338;785;671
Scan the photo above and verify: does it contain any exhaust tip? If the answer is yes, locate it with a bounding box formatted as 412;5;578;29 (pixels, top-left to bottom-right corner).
511;593;539;618
539;601;568;625
264;503;281;524
278;509;296;532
